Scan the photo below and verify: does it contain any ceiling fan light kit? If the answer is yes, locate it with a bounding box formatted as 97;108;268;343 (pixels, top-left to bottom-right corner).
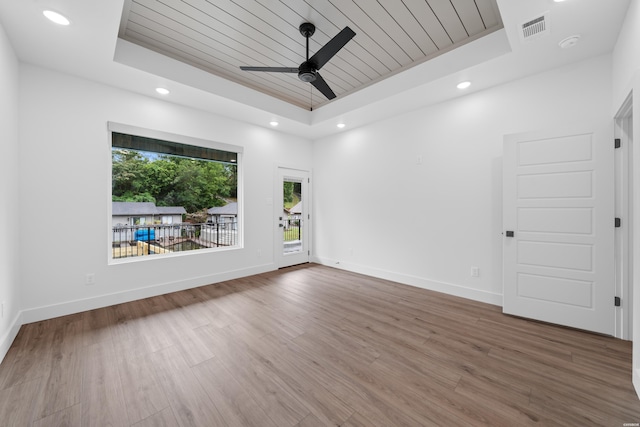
240;23;356;103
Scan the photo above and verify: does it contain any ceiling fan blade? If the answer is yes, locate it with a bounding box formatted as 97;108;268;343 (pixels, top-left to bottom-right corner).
310;72;336;100
240;66;298;73
309;26;356;70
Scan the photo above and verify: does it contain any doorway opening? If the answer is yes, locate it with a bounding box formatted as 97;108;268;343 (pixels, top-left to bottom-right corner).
276;167;310;268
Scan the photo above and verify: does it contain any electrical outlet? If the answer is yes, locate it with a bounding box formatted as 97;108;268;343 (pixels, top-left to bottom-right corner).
471;267;480;277
85;273;96;285
257;249;262;257
416;155;423;165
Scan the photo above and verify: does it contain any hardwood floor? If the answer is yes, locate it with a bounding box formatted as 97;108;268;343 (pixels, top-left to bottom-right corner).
1;263;639;426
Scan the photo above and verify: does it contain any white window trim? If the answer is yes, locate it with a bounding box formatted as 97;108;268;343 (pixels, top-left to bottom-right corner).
107;122;243;264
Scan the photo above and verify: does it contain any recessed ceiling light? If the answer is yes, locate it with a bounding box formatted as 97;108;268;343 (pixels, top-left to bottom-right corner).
558;35;580;49
155;87;170;95
43;10;70;26
337;123;346;129
269;121;279;127
553;0;566;2
457;81;471;89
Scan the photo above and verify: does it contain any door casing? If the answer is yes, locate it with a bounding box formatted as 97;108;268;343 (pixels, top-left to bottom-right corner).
275;167;311;268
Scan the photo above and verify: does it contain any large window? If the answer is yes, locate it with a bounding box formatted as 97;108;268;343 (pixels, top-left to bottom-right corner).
109;123;241;261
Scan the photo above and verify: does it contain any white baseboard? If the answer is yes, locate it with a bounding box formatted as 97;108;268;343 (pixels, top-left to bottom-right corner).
634;369;640;400
312;256;502;306
21;262;276;325
0;310;23;365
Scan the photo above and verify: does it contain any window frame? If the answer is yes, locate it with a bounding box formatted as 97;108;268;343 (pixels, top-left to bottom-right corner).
107;122;243;264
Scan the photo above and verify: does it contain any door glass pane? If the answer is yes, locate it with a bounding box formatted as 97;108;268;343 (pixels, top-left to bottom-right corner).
283;178;302;254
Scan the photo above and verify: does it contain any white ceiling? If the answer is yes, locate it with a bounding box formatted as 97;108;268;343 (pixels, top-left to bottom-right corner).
118;0;502;110
0;0;630;139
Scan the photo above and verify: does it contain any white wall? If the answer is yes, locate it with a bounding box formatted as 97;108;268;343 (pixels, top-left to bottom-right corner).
312;54;613;305
18;65;312;322
0;22;21;358
613;0;640;111
612;0;640;397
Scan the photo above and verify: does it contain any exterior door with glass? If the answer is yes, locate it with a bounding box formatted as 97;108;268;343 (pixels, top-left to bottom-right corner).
276;168;310;268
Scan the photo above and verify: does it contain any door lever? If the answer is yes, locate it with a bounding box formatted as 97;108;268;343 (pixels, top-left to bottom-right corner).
505;231;514;237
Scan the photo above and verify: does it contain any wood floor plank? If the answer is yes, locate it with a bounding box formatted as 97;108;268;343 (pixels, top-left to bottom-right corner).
81;307;113;347
0;320;55;389
186;287;234;329
1;263;639;426
301;321;381;364
196;325;310;426
291;330;467;426
192;356;280;427
131;407;179;427
117;346;170;425
149;297;216;367
107;302;154;358
162;290;211;330
294;413;326;427
0;327;28;389
243;331;356;426
453;374;552;425
33;403;82;427
0;377;43;425
81;341;129;427
218;282;305;339
256;332;414;427
341;411;383;427
134;297;181;353
529;386;622;426
34;313;84;420
151;345;227;427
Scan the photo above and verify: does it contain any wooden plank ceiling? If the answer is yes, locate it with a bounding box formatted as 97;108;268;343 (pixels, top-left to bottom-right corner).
119;0;503;110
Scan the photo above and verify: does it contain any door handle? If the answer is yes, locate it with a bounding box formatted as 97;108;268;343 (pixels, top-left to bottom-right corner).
505;230;514;237
279;224;284;228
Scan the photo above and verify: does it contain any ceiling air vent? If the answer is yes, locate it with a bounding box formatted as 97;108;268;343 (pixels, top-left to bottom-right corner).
520;12;549;42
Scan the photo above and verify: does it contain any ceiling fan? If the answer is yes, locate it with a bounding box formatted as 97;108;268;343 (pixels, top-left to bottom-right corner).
240;23;356;101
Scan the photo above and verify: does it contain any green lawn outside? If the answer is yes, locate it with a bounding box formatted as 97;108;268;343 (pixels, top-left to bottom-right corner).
284;226;301;242
284;195;300;210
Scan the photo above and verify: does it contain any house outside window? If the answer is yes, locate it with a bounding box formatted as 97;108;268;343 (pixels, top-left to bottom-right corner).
109;123;242;261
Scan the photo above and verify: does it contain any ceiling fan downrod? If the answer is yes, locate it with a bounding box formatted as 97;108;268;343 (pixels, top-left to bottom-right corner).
298;23;317;83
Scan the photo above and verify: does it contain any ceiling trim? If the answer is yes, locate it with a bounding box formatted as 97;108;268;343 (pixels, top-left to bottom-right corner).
114;27;511;133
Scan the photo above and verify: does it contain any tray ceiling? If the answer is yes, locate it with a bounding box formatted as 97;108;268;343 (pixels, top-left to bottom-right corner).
119;0;502;110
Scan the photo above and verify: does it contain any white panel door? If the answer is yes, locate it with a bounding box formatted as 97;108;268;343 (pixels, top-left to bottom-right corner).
503;124;614;335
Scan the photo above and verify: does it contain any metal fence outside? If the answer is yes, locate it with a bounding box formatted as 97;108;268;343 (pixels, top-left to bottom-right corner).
112;221;238;259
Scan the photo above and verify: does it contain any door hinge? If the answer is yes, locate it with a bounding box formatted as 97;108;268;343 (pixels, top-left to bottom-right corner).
615;138;621;149
615;296;621;307
615;218;621;228
308;178;310;183
308;214;310;220
308;250;310;255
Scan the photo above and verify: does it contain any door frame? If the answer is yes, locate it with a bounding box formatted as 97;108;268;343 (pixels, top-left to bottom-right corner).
274;166;311;268
615;93;634;340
